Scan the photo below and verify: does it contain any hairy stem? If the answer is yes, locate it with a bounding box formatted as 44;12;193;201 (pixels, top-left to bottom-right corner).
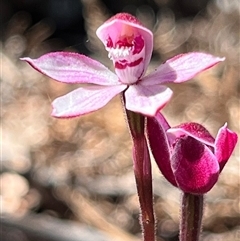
125;107;155;241
180;193;204;241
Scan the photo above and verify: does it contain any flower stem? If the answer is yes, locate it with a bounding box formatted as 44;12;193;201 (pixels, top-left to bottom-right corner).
180;193;204;241
125;108;155;241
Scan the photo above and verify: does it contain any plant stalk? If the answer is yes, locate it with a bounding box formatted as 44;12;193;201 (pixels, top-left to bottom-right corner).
125;107;155;241
180;192;204;241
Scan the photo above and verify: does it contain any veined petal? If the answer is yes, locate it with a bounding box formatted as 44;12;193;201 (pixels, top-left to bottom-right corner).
167;122;215;147
172;136;220;194
51;84;127;118
147;116;177;187
141;52;225;86
21;52;120;85
124;84;173;116
214;123;238;171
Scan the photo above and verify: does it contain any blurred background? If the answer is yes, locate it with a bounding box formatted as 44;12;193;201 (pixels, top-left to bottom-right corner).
1;0;240;240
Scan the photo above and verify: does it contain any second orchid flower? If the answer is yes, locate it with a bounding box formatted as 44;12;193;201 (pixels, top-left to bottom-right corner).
147;113;238;194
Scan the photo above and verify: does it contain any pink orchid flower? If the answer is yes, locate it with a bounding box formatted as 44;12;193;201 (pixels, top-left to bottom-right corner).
21;13;224;117
147;113;238;194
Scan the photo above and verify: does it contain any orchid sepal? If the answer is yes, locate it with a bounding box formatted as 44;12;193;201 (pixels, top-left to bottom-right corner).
141;52;225;86
214;123;238;171
21;52;120;86
147;114;177;187
51;84;127;118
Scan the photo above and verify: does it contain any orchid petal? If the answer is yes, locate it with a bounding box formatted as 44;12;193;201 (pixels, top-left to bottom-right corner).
172;136;220;194
147;116;177;187
141;52;225;86
21;52;120;85
51;84;127;118
167;122;215;147
124;84;173;116
214;123;238;171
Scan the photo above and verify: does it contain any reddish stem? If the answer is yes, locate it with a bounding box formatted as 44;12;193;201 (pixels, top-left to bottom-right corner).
125;108;155;241
180;193;204;241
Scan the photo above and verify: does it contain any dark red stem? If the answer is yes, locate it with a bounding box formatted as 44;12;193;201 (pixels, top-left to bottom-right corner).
180;193;204;241
125;108;155;241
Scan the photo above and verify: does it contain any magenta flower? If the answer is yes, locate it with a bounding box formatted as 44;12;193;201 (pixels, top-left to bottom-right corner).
147;113;238;194
21;13;224;118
